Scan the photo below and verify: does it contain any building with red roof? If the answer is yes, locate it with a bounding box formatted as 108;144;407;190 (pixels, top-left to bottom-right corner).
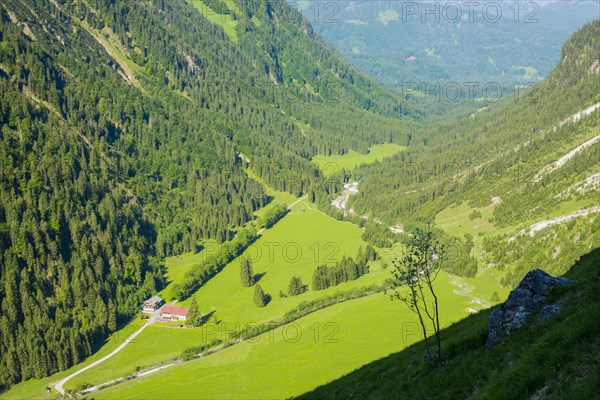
160;305;189;321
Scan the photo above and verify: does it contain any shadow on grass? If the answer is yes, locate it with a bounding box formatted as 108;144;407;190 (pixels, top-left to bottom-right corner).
299;248;600;400
254;272;266;283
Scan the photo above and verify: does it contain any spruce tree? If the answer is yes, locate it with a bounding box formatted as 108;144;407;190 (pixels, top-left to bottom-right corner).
491;291;501;302
367;245;377;261
254;284;267;307
187;297;202;327
346;257;359;280
356;246;364;265
240;258;255;287
312;265;330;291
288;276;306;296
107;300;117;332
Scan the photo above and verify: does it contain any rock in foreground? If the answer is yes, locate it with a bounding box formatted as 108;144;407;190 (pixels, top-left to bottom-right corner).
486;269;573;348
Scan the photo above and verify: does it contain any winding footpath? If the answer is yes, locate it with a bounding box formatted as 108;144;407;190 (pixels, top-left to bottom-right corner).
78;340;240;396
54;309;161;395
287;194;308;210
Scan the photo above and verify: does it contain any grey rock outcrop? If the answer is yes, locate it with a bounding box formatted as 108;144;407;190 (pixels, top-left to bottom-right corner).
539;300;566;321
486;269;573;348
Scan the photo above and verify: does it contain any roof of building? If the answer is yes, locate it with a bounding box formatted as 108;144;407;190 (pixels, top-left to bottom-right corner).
144;295;163;305
161;305;189;317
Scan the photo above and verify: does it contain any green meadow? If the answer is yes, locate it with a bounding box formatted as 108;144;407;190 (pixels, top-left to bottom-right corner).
67;318;208;391
186;0;261;43
88;270;501;399
64;199;378;389
435;201;509;261
312;143;407;176
4;179;509;399
177;200;374;325
187;0;239;43
434;197;597;255
62;196;506;394
435;201;499;240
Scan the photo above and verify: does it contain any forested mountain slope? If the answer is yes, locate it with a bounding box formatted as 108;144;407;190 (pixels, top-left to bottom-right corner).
0;0;416;389
345;20;600;282
351;19;599;219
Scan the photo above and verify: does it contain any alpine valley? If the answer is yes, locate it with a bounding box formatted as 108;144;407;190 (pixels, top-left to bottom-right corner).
0;1;598;399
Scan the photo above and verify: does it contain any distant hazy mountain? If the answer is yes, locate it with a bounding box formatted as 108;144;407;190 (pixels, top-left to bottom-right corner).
298;0;599;91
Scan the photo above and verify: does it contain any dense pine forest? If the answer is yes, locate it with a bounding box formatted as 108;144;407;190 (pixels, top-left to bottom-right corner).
0;0;418;388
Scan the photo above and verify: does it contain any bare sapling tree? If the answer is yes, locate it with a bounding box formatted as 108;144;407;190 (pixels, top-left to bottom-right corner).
388;228;445;365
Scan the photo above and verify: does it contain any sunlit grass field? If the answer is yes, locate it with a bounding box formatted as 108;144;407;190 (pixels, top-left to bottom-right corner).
63;198;373;390
89;271;496;399
61;197;506;393
312;143;407;176
177;200;373;323
68;318;207;391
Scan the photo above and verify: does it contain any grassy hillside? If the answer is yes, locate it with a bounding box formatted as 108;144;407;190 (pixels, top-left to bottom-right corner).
0;263;509;399
52;175;505;394
179;201;369;322
187;0;239;42
64;198;370;388
69;271;504;399
301;249;600;400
